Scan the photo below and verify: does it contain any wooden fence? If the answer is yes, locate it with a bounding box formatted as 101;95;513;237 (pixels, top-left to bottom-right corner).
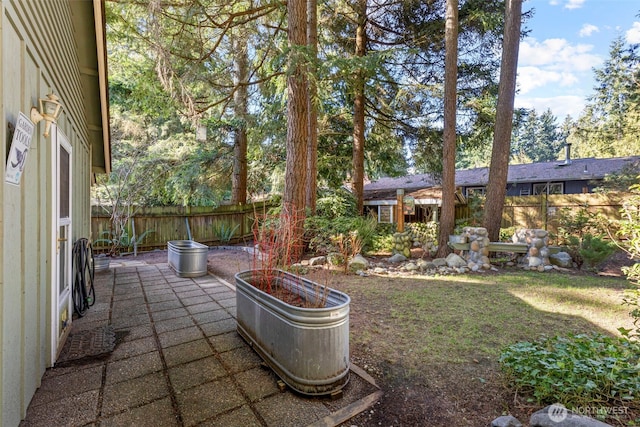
91;202;273;252
91;192;629;253
455;192;629;234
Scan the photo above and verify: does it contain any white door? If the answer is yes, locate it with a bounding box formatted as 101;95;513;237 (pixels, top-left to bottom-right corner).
52;127;73;362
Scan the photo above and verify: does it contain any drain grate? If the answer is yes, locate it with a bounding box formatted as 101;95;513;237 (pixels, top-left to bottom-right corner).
56;325;116;365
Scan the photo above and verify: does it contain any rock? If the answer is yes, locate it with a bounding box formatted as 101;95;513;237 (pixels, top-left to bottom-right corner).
433;257;448;267
549;251;573;268
404;262;419;271
530;404;613;427
445;253;467;268
373;267;387;274
308;256;326;266
491;415;523;427
535;229;548;239
416;259;434;270
529;256;543;267
349;254;369;271
387;253;407;263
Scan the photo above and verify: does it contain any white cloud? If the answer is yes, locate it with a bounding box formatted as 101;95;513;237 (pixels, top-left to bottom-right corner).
515;96;586;120
579;24;599;38
564;0;585;10
519;38;602;72
627;22;640;44
517;67;578;94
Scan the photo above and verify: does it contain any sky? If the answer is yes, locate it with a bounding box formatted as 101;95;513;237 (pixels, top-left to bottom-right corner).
514;0;640;121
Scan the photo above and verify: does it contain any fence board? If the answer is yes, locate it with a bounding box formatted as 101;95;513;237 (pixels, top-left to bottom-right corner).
455;192;628;233
91;192;628;253
90;202;272;252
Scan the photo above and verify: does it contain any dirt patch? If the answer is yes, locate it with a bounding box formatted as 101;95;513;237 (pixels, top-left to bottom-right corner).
126;247;637;427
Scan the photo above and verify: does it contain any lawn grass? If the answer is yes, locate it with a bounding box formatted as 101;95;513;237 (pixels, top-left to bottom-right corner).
330;270;634;366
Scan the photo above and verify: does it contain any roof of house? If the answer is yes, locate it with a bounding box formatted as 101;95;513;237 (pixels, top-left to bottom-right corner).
70;0;111;174
364;155;640;201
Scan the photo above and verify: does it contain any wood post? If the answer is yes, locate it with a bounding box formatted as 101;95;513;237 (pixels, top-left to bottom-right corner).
396;189;404;232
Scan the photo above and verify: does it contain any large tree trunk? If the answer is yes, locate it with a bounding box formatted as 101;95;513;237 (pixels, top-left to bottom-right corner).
483;0;522;241
231;34;248;205
305;0;318;214
436;0;459;258
283;0;309;260
352;0;367;215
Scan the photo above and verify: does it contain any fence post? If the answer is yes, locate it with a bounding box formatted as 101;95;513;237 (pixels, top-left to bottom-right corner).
396;189;404;233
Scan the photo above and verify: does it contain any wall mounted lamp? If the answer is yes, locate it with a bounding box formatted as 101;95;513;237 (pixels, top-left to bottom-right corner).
30;93;63;137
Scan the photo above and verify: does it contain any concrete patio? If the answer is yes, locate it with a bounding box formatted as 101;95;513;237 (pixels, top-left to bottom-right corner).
20;261;381;427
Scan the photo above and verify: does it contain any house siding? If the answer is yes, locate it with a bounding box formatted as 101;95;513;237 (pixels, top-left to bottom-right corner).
1;1;95;425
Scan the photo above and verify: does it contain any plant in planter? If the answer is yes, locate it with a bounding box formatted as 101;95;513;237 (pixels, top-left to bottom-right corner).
235;204;351;396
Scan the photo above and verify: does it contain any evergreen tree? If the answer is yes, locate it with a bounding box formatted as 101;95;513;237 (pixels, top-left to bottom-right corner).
573;36;640;158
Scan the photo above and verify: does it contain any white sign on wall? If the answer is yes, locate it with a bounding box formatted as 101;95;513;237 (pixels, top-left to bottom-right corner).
5;112;35;185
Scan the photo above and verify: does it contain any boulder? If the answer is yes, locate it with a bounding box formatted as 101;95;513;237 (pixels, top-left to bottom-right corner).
404;262;419;272
416;259;435;271
432;257;448;267
445;253;467;268
491;415;522;427
549;251;573;268
530;404;612;427
349;254;369;271
308;256;326;266
387;253;407;263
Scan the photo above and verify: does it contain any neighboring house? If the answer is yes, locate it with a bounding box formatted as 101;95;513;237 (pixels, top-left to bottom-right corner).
364;151;640;224
1;1;110;425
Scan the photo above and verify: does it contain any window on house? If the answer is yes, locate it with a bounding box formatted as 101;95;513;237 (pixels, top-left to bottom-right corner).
378;205;393;223
533;182;564;195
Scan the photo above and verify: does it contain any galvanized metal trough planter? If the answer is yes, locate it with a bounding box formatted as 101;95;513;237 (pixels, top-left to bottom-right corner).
167;240;208;277
235;269;351;396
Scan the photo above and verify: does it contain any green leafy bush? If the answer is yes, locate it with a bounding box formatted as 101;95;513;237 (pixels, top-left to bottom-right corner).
579;233;615;270
500;227;516;242
305;213;378;255
370;233;395;253
618;183;640;341
315;188;358;219
500;334;640;409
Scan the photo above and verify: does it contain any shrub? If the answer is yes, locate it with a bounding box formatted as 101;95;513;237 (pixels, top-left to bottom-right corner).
618;183;640;341
305;212;378;255
579;233;614;270
315;188;358;219
499;227;516;242
212;222;240;243
370;233;394;253
500;334;640;410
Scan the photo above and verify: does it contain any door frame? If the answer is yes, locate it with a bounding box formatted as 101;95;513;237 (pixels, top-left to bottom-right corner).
51;126;73;363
